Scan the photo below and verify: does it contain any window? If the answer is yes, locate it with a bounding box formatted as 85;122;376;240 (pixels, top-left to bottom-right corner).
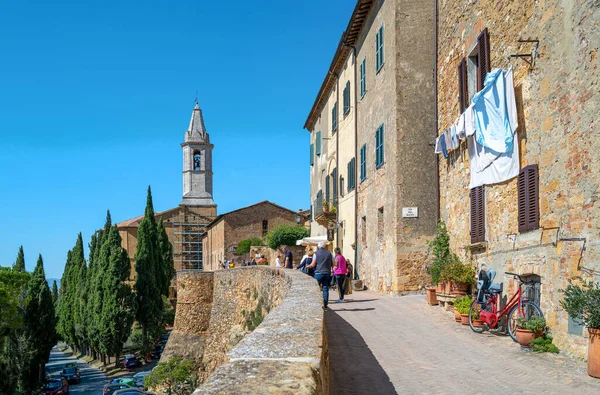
332;102;338;133
518;164;540;232
377;207;384;244
375;124;385;168
522;274;541;306
332;167;338;204
343;81;350;115
315;131;322;155
310;143;314;166
464;29;490;105
476;28;490;91
470;186;485;243
193;151;201;171
361;216;367;245
568;314;585;336
262;220;268;236
360;144;367;181
347;158;356;191
325;175;330;203
360;57;366;98
339;177;345;197
376;25;384;73
457;58;468;113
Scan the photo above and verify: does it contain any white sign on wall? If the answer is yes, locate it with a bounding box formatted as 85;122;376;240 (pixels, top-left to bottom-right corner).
402;207;419;218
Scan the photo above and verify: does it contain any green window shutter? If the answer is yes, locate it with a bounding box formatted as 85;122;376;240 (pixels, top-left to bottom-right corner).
316;131;322;155
325;175;330;202
347;158;356;191
360;144;366;181
310;143;314;166
376;25;384;73
360;58;366;97
332;102;338;133
332;167;338;204
376;125;385;168
343;81;350;115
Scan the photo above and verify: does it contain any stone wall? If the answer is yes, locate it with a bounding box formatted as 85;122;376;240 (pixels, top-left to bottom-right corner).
437;0;600;358
163;267;328;393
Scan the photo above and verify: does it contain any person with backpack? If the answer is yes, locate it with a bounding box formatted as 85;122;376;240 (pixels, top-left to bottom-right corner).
333;247;348;303
308;242;333;310
297;250;315;277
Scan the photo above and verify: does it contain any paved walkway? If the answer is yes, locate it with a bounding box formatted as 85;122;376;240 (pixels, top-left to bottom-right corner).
326;291;600;395
46;347;107;394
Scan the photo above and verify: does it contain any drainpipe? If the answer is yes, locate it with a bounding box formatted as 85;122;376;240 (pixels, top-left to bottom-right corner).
327;70;341;248
434;0;440;221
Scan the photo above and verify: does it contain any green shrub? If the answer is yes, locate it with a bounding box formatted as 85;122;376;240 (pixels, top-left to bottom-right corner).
561;281;600;329
236;237;265;255
427;220;451;285
454;296;472;315
517;316;546;333
144;356;199;394
531;335;560;353
266;225;309;250
441;255;476;285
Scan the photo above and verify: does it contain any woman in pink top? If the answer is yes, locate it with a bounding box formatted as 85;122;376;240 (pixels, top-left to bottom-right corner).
333;247;348;303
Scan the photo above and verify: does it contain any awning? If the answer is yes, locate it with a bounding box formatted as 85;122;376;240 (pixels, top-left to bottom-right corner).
296;235;331;246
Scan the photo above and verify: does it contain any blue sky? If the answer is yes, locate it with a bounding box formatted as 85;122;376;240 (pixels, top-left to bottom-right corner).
0;0;355;278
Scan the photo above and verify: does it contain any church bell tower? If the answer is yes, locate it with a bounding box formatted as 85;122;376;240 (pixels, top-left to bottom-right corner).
180;102;216;207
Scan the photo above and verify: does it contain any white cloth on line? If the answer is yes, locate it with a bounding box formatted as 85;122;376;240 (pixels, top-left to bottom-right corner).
468;130;520;189
505;67;518;133
456;112;466;141
464;105;476;137
472;68;515;153
434;136;443;153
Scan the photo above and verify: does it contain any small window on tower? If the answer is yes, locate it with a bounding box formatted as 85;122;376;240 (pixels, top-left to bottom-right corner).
193;151;201;171
262;220;268;236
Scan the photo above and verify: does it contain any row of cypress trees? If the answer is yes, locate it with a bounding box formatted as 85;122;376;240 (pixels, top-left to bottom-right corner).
57;186;174;367
0;247;58;393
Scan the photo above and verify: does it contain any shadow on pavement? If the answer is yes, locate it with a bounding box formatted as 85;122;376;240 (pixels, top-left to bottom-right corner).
341;299;379;303
326;310;397;395
332;308;375;312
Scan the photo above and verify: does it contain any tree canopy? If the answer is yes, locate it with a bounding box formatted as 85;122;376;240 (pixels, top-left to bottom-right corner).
266;225;309;250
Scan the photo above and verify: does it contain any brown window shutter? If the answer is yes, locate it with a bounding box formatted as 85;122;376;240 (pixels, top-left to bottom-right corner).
518;164;540;232
470;186;485;243
458;58;467;113
476;28;490;91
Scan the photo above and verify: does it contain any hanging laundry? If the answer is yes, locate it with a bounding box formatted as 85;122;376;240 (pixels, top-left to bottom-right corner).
434;136;443;154
455;112;466;141
468;130;520;189
440;132;448;158
464;104;476;137
443;128;452;151
450;124;459;149
472;68;515;153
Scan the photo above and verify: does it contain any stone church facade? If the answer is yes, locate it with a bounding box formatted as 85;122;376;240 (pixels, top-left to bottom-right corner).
117;102;217;277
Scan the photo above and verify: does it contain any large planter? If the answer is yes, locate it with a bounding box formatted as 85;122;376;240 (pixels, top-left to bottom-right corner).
453;307;462;322
436;280;452;294
589;328;600;378
450;281;469;295
515;328;536;349
460;313;469;325
426;287;438;306
472;318;484;327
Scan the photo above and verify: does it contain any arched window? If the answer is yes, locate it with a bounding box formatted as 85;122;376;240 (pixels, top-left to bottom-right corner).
193;151;201;171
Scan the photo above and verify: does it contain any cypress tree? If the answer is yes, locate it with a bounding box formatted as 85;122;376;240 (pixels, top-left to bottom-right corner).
84;233;99;358
100;226;134;367
157;218;175;297
51;280;58;306
57;250;75;347
22;255;56;390
13;245;25;272
134;186;162;351
70;233;87;351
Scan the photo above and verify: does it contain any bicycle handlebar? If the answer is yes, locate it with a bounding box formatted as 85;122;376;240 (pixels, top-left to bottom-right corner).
505;272;539;285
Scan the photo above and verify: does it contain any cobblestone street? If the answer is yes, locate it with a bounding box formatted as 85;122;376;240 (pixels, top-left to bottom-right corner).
326;291;600;395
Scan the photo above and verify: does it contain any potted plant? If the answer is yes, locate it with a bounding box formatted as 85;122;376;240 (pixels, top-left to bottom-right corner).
561;281;600;378
471;304;484;327
452;305;462;322
427;220;451;295
323;201;329;213
454;296;473;325
442;255;476;295
426;286;438;306
331;205;337;214
515;316;546;349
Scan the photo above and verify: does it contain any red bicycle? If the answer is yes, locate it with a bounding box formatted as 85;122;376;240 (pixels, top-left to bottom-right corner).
468;264;543;342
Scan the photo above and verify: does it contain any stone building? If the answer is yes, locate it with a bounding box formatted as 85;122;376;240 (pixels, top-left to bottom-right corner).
118;102;217;276
304;0;437;293
436;0;599;357
201;201;309;271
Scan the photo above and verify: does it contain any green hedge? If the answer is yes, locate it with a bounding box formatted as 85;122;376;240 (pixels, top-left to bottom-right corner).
266;225;309;250
236;237;265;255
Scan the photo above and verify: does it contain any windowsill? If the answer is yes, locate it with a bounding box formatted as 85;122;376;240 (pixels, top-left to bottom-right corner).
360;177;366;183
466;241;488;252
376;63;384;75
343;111;350;118
360;92;366;100
376;161;385;170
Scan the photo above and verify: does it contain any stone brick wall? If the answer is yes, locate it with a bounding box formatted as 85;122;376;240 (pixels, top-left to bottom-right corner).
437;0;600;358
162;267;328;394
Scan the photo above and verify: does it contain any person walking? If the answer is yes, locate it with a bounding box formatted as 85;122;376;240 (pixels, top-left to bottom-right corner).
333;247;348;303
296;250;315;277
282;245;293;269
308;242;333;310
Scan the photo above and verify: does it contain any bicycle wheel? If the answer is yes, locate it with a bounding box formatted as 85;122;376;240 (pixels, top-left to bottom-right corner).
507;301;543;342
468;300;486;333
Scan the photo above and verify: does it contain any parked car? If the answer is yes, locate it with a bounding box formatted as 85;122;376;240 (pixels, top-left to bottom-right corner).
103;383;133;395
42;378;69;395
113;388;152;395
123;355;141;369
132;371;151;388
60;366;80;384
110;377;136;387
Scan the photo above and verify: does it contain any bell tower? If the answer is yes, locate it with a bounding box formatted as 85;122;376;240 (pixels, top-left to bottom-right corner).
180;101;216;207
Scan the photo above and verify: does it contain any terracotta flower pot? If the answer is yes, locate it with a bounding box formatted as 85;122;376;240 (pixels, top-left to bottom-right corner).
460;313;469;325
323;205;329;213
515;328;535;348
472;318;484;327
589;328;600;378
426;287;438;306
435;282;443;293
453;307;462;322
450;281;469;295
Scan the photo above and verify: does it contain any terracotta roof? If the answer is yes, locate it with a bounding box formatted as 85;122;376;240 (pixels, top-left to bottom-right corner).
303;0;374;131
202;201;307;232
